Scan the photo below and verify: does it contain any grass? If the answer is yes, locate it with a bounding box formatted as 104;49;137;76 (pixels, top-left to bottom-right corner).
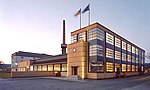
0;72;11;78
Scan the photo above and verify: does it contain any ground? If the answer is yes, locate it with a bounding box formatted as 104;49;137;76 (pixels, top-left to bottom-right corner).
0;75;150;90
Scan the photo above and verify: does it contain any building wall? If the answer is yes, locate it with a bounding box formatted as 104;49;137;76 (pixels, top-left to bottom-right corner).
70;23;145;79
67;41;88;79
12;71;56;78
11;56;39;68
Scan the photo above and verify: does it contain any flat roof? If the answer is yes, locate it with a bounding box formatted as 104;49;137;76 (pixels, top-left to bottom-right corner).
12;51;52;58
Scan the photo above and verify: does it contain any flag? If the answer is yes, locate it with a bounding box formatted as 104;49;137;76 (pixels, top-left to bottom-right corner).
74;9;81;16
82;4;90;13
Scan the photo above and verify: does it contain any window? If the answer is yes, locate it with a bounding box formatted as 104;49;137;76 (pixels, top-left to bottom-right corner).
71;35;77;43
106;62;114;72
38;65;42;71
141;66;143;71
136;57;138;63
136;66;138;71
62;64;67;71
132;65;135;71
127;55;131;62
106;33;114;45
34;66;38;71
115;37;120;48
115;51;121;60
89;45;103;56
78;32;86;41
136;48;138;55
89;61;104;72
122;64;126;72
106;48;114;58
142;51;144;65
30;66;33;71
132;56;135;63
122;41;126;50
42;65;47;71
54;64;60;71
48;65;53;71
88;28;105;41
132;46;135;54
127;65;131;71
127;44;131;52
122;53;126;61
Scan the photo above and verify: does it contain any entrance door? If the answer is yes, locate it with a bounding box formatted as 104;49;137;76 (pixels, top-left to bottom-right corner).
72;67;78;75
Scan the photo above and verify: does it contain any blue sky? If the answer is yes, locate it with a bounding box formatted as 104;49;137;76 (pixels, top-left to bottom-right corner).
0;0;150;63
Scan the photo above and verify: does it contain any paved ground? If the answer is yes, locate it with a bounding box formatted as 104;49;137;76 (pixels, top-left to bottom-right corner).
0;75;150;90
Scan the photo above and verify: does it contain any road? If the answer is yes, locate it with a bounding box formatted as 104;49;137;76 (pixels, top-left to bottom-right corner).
0;75;150;90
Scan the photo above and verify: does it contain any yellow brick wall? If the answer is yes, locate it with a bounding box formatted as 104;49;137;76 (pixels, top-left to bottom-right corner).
67;41;87;79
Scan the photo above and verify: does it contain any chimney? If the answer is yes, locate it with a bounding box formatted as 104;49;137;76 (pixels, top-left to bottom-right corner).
63;20;65;44
61;20;67;54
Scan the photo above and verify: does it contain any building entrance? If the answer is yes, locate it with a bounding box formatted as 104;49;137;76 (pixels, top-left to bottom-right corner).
72;67;78;75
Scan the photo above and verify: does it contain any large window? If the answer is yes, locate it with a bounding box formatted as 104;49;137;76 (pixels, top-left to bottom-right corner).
136;57;138;63
78;32;86;41
106;48;114;58
136;66;138;71
89;61;104;72
34;66;38;71
115;51;121;60
127;55;131;62
42;65;47;71
142;66;144;71
122;41;126;50
132;65;135;71
30;66;33;71
38;65;42;71
136;48;138;55
48;65;53;71
122;64;126;72
127;65;131;71
106;33;114;45
88;28;105;73
62;64;67;71
88;28;105;41
106;62;114;72
122;53;126;61
54;64;60;71
132;46;135;54
132;56;135;63
71;35;77;43
142;51;144;65
115;37;120;48
89;45;103;56
127;44;131;52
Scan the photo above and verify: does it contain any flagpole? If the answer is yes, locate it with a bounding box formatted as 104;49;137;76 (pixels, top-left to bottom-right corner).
80;9;81;29
88;4;90;26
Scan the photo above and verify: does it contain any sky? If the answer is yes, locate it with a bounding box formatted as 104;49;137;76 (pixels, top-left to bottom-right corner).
0;0;150;64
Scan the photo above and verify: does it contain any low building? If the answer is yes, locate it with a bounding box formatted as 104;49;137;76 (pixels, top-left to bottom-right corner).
0;64;11;72
11;51;52;68
17;60;35;71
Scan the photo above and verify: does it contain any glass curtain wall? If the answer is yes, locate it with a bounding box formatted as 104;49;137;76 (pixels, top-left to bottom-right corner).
88;28;105;72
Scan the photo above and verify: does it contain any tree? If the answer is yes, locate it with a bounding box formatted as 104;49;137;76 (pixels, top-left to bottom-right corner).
0;61;4;64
